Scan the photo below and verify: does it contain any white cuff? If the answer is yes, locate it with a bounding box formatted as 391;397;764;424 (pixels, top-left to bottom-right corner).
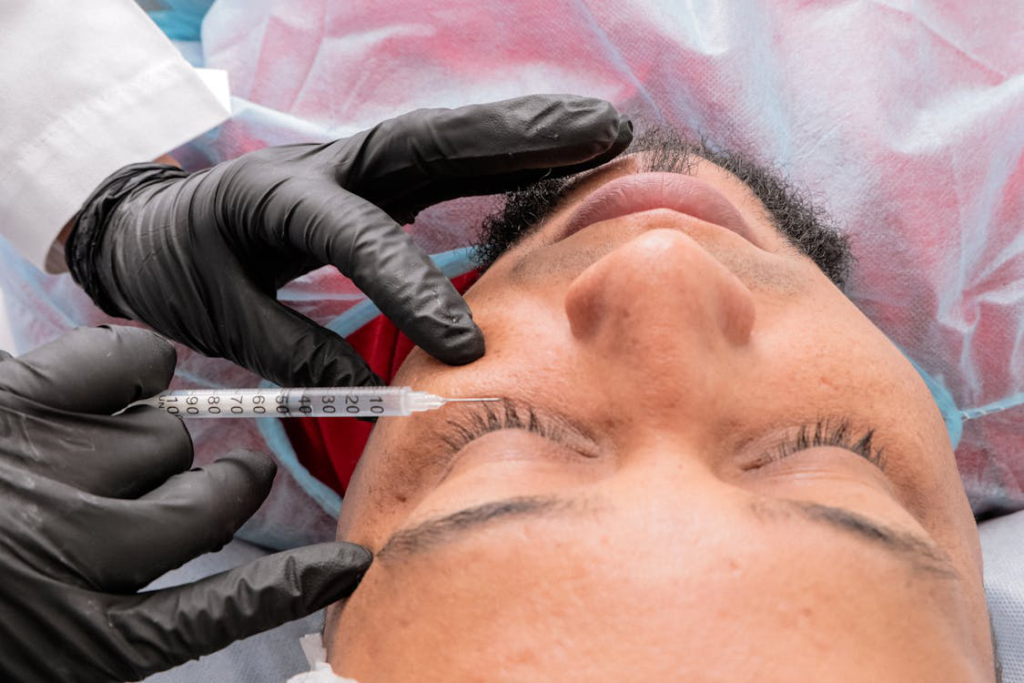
286;634;359;683
4;61;230;271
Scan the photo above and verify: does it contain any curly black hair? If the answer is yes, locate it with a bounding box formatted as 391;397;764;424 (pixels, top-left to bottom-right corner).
474;126;852;290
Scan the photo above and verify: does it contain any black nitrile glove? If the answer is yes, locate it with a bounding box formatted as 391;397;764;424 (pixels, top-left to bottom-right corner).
0;326;372;682
67;94;633;387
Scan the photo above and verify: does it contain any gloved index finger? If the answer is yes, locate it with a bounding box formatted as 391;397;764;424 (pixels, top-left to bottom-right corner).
250;180;485;368
341;94;633;215
106;542;371;679
0;325;176;414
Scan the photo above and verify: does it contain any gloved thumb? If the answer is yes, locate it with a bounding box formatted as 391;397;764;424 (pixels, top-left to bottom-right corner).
107;542;372;677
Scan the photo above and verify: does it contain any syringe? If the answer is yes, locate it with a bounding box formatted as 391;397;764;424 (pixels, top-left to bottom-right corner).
132;387;499;418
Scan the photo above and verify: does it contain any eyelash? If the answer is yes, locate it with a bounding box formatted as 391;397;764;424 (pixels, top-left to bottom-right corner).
442;400;555;453
754;418;888;471
444;405;887;472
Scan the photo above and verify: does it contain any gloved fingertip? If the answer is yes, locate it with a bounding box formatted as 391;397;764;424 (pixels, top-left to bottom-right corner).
333;546;373;600
427;320;485;366
604;115;633;156
0;350;12;362
97;323;174;351
330;542;374;576
97;324;179;384
619;114;635;141
220;449;278;486
449;325;486;366
288;542;374;608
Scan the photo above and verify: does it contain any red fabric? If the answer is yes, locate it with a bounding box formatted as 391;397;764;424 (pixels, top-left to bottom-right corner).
283;270;480;494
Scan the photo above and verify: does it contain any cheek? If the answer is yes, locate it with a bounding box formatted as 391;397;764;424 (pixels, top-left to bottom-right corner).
405;296;583;402
343;308;584;545
751;292;886;405
752;294;967;521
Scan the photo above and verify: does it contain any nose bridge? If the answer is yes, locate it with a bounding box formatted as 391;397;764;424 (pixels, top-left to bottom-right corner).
564;229;755;425
608;433;743;541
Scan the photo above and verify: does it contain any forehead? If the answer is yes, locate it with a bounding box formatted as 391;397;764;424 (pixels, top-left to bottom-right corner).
337;483;969;681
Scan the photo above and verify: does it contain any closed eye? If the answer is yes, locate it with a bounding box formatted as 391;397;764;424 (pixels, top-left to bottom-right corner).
442;398;561;453
743;418;888;472
443;403;886;477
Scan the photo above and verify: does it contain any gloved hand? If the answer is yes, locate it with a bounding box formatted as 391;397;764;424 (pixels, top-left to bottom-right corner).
0;326;372;683
66;94;633;387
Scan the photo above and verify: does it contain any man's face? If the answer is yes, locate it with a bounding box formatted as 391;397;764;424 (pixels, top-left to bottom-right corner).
328;143;994;681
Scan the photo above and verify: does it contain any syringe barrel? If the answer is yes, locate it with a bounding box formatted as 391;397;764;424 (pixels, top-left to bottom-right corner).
139;387;419;418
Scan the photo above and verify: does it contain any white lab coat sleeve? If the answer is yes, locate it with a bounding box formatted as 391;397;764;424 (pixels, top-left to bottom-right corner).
0;0;231;272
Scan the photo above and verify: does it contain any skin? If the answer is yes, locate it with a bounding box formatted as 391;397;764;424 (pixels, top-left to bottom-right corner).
327;154;994;681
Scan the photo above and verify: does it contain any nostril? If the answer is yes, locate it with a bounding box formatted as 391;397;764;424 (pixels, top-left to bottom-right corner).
564;262;605;340
720;278;756;346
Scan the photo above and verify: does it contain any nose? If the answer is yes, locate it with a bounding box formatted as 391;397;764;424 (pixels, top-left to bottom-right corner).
564;229;755;420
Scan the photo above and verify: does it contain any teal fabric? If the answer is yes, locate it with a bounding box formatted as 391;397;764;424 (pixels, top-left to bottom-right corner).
905;355;963;450
139;0;215;42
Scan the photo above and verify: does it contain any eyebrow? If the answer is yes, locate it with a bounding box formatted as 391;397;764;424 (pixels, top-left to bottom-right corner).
756;499;959;579
377;495;575;560
377;494;957;581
